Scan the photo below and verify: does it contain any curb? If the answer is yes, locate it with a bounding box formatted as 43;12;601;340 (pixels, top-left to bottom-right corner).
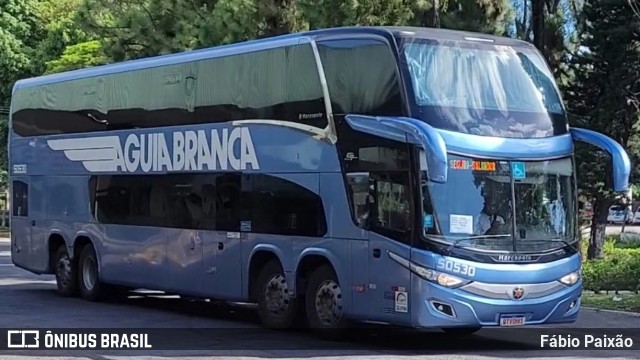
582;306;640;317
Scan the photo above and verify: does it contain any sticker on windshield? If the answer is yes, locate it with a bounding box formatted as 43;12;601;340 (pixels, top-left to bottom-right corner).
423;214;434;229
450;214;473;234
512;162;526;179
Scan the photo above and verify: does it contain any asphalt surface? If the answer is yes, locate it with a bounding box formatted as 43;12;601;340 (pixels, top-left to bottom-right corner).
0;237;639;359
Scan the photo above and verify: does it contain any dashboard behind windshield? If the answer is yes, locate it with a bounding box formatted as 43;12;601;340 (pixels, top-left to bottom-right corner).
400;37;568;138
420;153;577;253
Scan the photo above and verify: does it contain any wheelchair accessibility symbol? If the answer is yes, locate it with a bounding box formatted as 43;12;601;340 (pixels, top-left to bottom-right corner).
512;162;526;179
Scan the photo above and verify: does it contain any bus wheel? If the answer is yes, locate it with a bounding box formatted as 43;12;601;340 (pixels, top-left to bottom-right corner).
442;327;481;335
77;244;107;302
256;259;299;329
305;264;347;338
54;245;77;297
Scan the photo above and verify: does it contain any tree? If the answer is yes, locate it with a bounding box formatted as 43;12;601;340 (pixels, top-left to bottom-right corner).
76;0;308;59
0;0;41;103
514;0;580;81
441;0;515;35
299;0;412;29
31;0;92;75
0;0;46;184
565;0;640;259
45;40;109;74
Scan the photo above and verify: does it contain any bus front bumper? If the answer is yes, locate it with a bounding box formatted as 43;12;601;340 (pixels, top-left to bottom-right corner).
414;279;582;328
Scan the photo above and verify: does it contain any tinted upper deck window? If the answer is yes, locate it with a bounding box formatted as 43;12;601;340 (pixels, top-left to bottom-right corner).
11;44;326;137
317;39;404;116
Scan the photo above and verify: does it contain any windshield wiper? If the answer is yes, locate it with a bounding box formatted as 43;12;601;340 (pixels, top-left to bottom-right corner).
520;237;574;248
424;234;511;255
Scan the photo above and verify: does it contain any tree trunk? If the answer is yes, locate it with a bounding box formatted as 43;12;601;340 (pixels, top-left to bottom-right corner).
532;0;545;52
419;0;441;28
588;197;610;259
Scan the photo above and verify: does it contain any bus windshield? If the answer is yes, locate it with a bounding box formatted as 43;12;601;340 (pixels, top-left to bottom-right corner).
401;37;567;138
420;153;577;253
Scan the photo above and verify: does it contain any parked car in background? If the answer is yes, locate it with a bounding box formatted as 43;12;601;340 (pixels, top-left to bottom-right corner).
630;206;640;224
607;205;632;224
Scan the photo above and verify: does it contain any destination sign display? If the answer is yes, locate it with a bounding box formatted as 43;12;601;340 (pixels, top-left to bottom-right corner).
449;159;497;172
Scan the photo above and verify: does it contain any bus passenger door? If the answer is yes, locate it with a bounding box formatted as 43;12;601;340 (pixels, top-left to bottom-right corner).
10;179;32;269
201;173;243;300
366;171;413;326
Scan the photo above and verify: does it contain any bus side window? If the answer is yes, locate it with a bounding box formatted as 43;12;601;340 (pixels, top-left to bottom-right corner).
337;119;412;243
368;171;412;244
12;181;28;217
244;174;327;237
317;38;404;117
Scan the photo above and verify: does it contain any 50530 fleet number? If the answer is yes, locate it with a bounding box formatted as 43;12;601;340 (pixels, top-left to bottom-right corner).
436;259;476;277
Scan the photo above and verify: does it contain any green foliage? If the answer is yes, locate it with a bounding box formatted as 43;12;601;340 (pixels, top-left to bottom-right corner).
582;236;640;292
441;0;515;35
581;292;640;313
74;0;517;60
632;184;640;200
45;40;108;74
0;0;40;102
299;0;413;29
31;0;92;75
567;0;640;188
565;0;640;258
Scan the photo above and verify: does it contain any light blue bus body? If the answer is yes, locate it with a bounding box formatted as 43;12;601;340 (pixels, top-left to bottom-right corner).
8;26;630;333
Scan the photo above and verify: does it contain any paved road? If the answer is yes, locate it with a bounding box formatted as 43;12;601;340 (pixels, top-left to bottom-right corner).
0;238;638;359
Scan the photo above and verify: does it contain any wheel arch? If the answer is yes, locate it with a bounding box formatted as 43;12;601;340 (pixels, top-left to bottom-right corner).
295;248;349;312
247;245;289;302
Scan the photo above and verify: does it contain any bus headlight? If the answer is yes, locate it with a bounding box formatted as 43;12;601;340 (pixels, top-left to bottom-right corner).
559;271;581;285
409;262;468;288
387;251;469;288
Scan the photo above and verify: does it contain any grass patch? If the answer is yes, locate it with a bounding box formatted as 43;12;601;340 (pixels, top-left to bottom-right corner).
582;292;640;313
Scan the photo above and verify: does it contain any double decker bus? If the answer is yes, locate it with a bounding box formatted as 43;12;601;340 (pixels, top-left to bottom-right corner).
8;26;630;334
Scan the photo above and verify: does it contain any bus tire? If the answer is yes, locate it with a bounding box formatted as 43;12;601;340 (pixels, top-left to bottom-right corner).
255;259;299;329
305;264;348;338
77;244;107;302
442;326;481;335
54;245;78;297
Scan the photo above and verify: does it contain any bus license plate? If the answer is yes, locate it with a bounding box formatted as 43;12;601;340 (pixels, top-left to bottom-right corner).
499;314;526;327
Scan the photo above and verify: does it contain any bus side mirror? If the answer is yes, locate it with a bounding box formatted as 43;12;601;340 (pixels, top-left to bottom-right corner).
344;115;448;183
570;127;631;192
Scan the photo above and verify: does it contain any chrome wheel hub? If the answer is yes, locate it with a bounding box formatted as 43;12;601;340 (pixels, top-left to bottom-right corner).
315;280;343;326
264;274;290;315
